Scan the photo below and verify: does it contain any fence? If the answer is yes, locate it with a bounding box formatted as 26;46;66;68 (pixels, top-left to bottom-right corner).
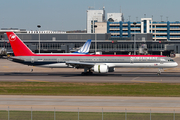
0;107;179;120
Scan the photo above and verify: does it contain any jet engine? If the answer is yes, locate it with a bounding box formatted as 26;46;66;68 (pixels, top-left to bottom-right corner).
93;64;108;73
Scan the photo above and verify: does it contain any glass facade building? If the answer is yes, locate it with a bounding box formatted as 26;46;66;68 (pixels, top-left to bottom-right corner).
107;18;180;41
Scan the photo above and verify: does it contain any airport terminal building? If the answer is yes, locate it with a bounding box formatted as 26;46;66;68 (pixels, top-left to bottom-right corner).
0;28;179;56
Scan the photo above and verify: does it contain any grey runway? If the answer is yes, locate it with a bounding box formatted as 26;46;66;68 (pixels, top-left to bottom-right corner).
0;72;179;83
0;95;180;113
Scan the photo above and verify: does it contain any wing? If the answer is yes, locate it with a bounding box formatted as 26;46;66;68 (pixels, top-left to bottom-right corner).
66;61;94;69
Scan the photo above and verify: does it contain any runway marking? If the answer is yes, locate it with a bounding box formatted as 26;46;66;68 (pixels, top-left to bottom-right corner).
3;66;9;68
25;79;49;82
131;77;159;83
132;77;139;80
131;80;159;83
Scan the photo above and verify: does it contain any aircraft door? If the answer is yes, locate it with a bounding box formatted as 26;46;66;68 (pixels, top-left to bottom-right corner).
57;58;60;63
160;59;165;64
31;57;34;63
130;57;134;64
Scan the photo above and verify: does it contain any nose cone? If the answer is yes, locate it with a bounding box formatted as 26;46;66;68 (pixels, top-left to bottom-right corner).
173;62;178;67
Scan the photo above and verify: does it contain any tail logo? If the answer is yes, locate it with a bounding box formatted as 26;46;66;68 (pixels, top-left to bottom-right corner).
9;34;16;41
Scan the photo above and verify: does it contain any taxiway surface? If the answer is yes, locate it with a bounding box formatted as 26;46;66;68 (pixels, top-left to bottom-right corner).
0;95;180;113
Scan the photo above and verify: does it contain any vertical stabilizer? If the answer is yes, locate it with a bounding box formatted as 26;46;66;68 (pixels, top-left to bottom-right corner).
6;32;34;56
73;39;91;54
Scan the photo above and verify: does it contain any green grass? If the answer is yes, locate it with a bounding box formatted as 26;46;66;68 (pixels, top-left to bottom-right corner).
0;111;178;120
1;82;180;96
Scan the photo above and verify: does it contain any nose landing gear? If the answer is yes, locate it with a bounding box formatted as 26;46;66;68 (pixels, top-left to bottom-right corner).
157;68;162;75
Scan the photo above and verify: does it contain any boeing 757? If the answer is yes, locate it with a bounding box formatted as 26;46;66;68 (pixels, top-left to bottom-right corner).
6;32;178;75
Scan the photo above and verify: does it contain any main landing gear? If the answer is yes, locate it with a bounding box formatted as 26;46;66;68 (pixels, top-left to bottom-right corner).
157;68;162;75
81;68;93;75
81;71;93;75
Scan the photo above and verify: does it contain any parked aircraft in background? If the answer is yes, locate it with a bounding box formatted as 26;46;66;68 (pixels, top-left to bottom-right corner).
73;39;91;54
6;32;178;75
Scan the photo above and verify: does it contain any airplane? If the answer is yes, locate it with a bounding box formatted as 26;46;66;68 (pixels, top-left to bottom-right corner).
6;32;178;75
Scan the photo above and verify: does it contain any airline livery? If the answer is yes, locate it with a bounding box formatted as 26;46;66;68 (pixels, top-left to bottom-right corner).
73;39;91;54
6;32;178;75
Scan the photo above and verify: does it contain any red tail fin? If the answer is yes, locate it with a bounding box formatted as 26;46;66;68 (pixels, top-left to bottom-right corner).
6;32;34;56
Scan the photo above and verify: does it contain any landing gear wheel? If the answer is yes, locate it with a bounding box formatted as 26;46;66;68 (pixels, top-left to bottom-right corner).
157;68;162;75
88;72;93;75
81;72;93;76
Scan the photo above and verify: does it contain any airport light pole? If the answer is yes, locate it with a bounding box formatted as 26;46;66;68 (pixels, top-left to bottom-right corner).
94;24;97;54
93;18;98;54
37;25;41;53
160;15;163;21
133;22;137;55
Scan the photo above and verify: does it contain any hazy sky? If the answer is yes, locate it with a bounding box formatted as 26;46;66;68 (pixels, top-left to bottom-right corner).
1;0;180;31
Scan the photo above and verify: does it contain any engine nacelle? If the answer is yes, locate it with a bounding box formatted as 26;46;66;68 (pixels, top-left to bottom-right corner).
93;64;109;73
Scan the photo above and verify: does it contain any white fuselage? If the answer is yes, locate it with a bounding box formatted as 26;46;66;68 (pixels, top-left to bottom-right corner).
10;55;178;69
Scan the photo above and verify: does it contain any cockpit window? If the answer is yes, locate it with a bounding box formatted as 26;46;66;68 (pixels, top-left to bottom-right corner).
168;59;174;62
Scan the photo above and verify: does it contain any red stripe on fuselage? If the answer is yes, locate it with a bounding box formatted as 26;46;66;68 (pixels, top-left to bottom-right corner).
32;54;165;57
